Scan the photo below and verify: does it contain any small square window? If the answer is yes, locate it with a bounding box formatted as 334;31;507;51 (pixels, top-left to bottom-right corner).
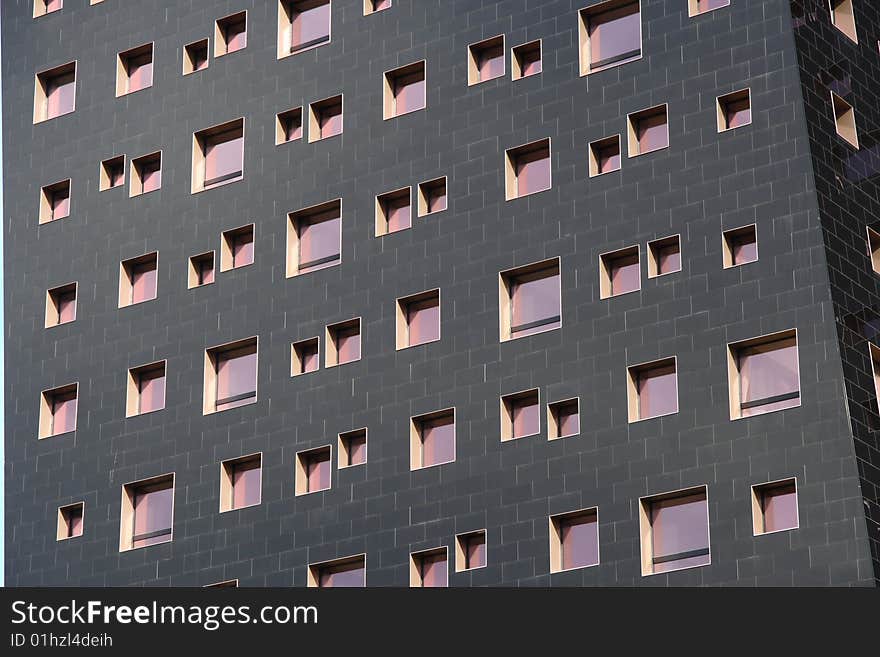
627;357;678;422
296;445;332;495
867;226;880;275
116;43;153;97
34;0;63;18
183;39;210;75
639;486;710;576
325;318;361;367
39;383;78;439
727;329;800;420
375;188;412;236
338;428;367;468
57;502;83;541
126;361;166;417
215;11;247;57
34;62;76;123
549;508;599;573
410;547;448;587
396;289;440;349
364;0;391;15
276;107;303;144
120;474;174;551
512;40;542;80
188;251;215;289
279;0;331;58
204;337;258;414
410;409;455;470
308;554;365;587
547;398;579;440
504;138;551;200
308;95;343;142
688;0;730;17
722;224;758;268
499;258;561;341
100;155;126;191
193;119;245;193
118;252;158;308
599;245;640;299
454;530;487;572
627;104;669;157
752;478;799;535
287;199;342;276
291;337;320;376
39;179;71;224
417;177;447;216
468;35;505;85
647;235;681;278
220;224;255;271
383;61;426;119
716;89;751;132
129;152;162;197
501;389;540;442
588;135;621;177
220;454;262;512
831;91;859;149
578;0;642;75
45;282;77;328
829;0;858;43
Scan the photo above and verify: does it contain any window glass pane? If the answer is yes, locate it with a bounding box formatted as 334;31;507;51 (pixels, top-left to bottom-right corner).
231;232;254;267
427;186;446;213
299;341;319;373
477;44;504;80
598;145;620;173
205;132;243;186
637;112;668;152
465;534;486;569
300;214;340;271
307;453;330;491
319;562;364;587
216;346;257;411
588;3;640;69
133;486;173;548
762;485;798;532
51;188;69;220
556;403;579;437
512;397;539;437
292;2;330;51
657;244;680;274
515;150;550;196
739;339;799;416
225;18;247;52
318;102;343;138
198;259;214;285
52;394;77;434
232;462;261;508
407;299;439;346
731;233;757;265
422;415;454;466
650;493;709;573
637;364;678;418
419;553;447;587
47;72;75;118
336;327;360;363
610;254;639;295
725;98;751;128
394;74;425;114
346;433;367;466
127;54;153;91
58;292;76;323
385;196;411;233
561;514;599;570
67;508;83;538
141;161;161;192
511;271;560;336
138;370;165;413
131;261;157;303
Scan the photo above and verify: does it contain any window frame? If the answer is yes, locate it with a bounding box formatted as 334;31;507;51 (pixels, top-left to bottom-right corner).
830;90;860;149
307;554;366;587
647;234;682;278
687;0;730;17
129;151;162;197
467;35;506;85
308;94;343;142
364;0;391;15
866;226;880;275
276;106;304;144
39;383;78;439
338;428;368;469
549;507;600;573
125;360;167;418
409;547;449;587
828;0;858;44
219;453;263;513
100;155;126;191
547;397;580;440
504;138;552;200
396;289;441;350
500;388;541;442
286;198;343;277
325;318;361;367
214;11;248;58
626;103;669;157
578;0;643;76
187;251;216;289
511;39;542;81
220;224;255;272
34;0;64;19
118;252;159;308
639;485;711;576
626;356;679;422
278;0;332;59
295;445;333;495
722;223;758;269
192;118;245;194
56;502;84;541
183;39;210;75
498;257;562;342
727;329;801;421
410;408;456;470
751;477;799;536
39;179;71;224
45;282;77;328
119;473;175;552
454;529;488;572
291;336;321;376
115;43;154;97
716;88;752;133
599;245;641;299
588;134;622;177
383;60;427;119
203;336;259;415
33;61;77;124
416;176;447;217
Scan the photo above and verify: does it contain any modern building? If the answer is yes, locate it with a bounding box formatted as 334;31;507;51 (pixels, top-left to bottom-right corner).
2;0;878;586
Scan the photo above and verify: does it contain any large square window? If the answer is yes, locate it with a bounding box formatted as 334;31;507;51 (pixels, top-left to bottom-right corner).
727;330;800;419
599;245;640;299
640;486;710;576
204;337;258;414
411;409;455;470
118;252;158;307
308;555;365;587
325;318;361;366
499;258;561;341
296;445;332;495
287;199;342;276
410;548;448;587
751;478;799;535
578;0;641;75
120;474;174;551
500;389;540;442
116;44;153;97
468;35;505;85
505;138;551;200
39;383;78;439
550;508;599;573
220;454;262;512
193;119;244;193
627;357;678;422
279;0;331;58
396;289;440;349
34;62;76;123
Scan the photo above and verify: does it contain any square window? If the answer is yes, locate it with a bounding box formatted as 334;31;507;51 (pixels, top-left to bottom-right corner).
588;134;621;177
375;188;412;236
308;555;365;587
547;398;579;440
100;155;126;191
867;226;880;275
34;0;63;18
119;474;174;551
411;409;455;470
396;289;440;349
338;428;367;468
647;235;681;278
578;0;641;75
325;318;361;366
188;251;215;289
287;199;342;276
183;39;210;75
291;337;320;376
831;91;859;149
383;61;426;119
39;383;78;439
499;258;561;341
220;224;255;271
220;454;262;512
204;337;258;414
627;357;678;422
279;0;331;58
716;89;751;132
364;0;391;14
829;0;858;43
454;530;487;572
504;138;551;200
57;502;83;541
116;44;153;97
688;0;730;16
722;224;758;268
118;252;158;307
126;361;166;417
549;508;599;573
627;104;669;157
410;548;448;587
752;479;799;535
467;35;505;85
45;282;77;328
512;40;542;80
129;152;162;197
727;329;800;420
193;119;245;193
34;62;76;123
276;107;303;144
639;486;710;576
308;95;343;142
599;245;640;299
39;179;70;224
296;445;332;495
501;389;540;442
417;177;447;216
215;11;247;57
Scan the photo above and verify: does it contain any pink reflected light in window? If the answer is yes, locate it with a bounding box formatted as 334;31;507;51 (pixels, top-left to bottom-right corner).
419;553;447;587
345;432;367;466
45;0;63;12
126;54;153;92
514;148;551;196
336;325;360;364
204;131;244;187
385;195;411;233
738;338;799;416
598;143;621;173
215;345;257;411
555;402;580;437
57;291;76;324
131;260;157;304
697;0;730;12
725;97;751;129
132;485;173;548
587;2;641;70
636;111;668;153
421;414;454;467
299;213;341;272
224;17;247;53
427;186;446;213
609;253;639;295
298;340;319;373
511;395;539;438
477;43;504;81
464;534;486;569
657;243;680;274
372;0;391;11
407;298;439;346
318;561;364;587
51;188;69;220
141;160;161;193
637;363;678;419
561;514;599;570
51;393;77;435
761;483;798;532
138;369;165;414
291;1;330;52
318;101;342;138
232;461;261;509
306;452;331;492
650;492;710;573
730;230;757;266
511;270;560;337
231;231;254;268
393;73;425;115
67;508;83;538
46;71;75;119
197;258;214;285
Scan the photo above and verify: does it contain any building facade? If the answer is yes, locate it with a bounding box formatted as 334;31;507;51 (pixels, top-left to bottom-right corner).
3;0;878;586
